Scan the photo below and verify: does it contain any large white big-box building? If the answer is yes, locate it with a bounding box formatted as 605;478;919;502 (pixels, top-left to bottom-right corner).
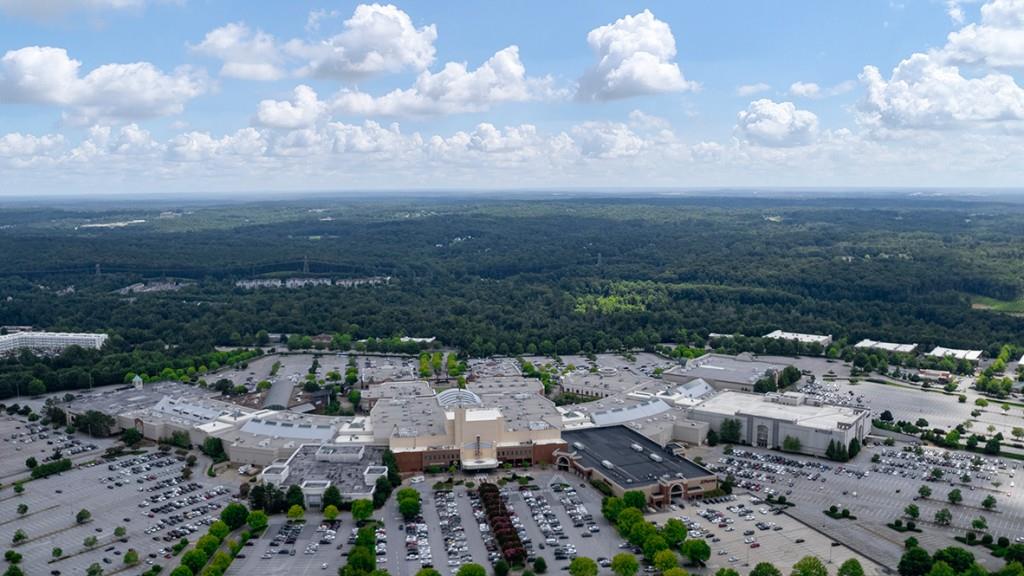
688;391;869;457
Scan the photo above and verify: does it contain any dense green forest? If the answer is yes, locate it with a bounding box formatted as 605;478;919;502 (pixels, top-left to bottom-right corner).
1;194;1023;399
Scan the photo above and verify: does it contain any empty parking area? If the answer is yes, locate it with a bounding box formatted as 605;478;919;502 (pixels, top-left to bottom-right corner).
1;447;232;576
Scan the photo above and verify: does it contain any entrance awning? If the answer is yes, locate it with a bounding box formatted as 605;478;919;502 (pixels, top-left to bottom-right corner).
461;457;500;470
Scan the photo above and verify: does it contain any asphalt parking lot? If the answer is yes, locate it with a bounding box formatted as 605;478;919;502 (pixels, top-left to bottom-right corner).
382;479;491;576
226;516;351;576
216;353;349;409
705;441;1024;572
777;355;1022;441
1;446;232;576
520;353;675;383
0;414;105;480
378;470;625;576
646;495;873;572
802;378;970;433
375;466;893;576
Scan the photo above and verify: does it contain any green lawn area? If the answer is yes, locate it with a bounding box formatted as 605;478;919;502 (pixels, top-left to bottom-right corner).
972;296;1024;314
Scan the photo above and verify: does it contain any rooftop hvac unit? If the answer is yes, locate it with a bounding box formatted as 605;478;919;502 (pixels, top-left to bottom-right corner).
631;443;644;452
601;460;615;469
649;454;663;463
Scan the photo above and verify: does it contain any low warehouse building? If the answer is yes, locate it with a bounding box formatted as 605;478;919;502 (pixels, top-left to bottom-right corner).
554;425;718;508
763;330;833;347
663;353;784;392
928;346;983;362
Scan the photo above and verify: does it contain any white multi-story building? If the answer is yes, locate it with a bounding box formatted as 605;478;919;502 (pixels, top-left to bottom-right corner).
0;331;108;355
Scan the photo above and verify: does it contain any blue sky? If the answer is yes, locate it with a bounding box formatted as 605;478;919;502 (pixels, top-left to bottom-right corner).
1;0;1022;194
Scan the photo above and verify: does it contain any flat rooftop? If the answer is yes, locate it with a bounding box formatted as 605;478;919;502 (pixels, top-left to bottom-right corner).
124;396;251;427
561;369;650;396
763;330;831;344
239;413;338;440
371;377;563;439
471;378;562;432
359;355;420;384
629;378;715;407
371;396;448;439
520;353;674;381
665;353;784;386
468;358;523;378
67;381;218;415
854;339;918;353
282;444;385;494
591;398;672;427
928;346;983;361
692;391;865;430
362;380;433;401
562;425;714;488
218;411;350;452
317;444;364;455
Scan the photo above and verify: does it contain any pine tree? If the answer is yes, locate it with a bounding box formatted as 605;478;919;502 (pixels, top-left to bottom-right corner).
835;444;848;462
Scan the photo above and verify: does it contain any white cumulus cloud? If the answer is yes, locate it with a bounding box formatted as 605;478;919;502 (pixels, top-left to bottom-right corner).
943;0;1024;68
255;85;327;129
789;81;822;98
577;9;697;101
946;0;967;24
331;46;556;116
0;132;64;157
328;120;421;155
191;22;285;81
69;124;162;161
735;99;819;147
859;52;1024;131
287;3;437;78
571;121;647;158
168;128;267;162
0;46;205;121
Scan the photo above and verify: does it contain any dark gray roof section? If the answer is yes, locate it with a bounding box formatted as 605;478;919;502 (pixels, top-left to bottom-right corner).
562;425;713;488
